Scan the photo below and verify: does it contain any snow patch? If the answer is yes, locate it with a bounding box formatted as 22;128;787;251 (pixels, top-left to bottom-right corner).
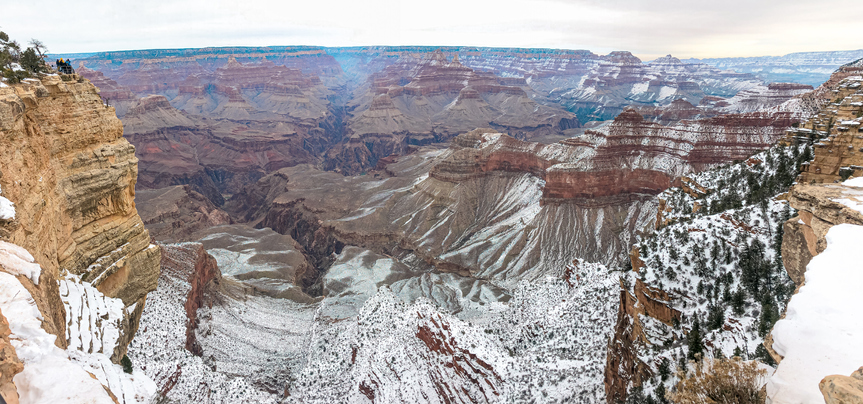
842;176;863;187
0;240;41;284
0;271;116;404
0;184;15;221
768;224;863;403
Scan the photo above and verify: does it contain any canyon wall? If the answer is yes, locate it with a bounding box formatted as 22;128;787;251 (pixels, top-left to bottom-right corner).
0;75;160;366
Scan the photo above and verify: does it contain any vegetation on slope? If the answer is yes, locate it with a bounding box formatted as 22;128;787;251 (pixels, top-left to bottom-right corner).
623;142;813;403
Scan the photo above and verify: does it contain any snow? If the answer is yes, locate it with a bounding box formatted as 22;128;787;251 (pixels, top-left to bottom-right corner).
0;237;155;403
768;224;863;404
0;240;42;284
630;81;649;95
0;271;116;404
60;276;124;356
0;184;14;220
831;186;863;214
657;86;678;100
842;176;863;187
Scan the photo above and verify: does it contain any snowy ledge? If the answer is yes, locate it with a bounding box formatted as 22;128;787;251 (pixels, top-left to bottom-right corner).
767;224;863;403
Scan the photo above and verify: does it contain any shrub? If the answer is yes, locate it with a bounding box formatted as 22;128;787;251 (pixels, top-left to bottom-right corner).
121;354;134;374
667;357;766;404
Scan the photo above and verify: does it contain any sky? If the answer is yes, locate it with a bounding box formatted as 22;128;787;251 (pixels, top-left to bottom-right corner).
3;0;861;60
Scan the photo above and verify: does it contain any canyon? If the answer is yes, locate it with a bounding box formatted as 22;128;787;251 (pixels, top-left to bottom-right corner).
1;43;862;404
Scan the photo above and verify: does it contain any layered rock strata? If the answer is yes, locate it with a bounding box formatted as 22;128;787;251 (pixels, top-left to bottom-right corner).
135;185;232;242
71;46;807;182
778;71;863;283
766;67;863;402
0;76;160;360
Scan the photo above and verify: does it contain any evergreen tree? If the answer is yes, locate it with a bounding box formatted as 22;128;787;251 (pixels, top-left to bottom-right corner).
121;354;134;374
755;343;776;366
655;383;669;404
758;298;779;337
20;48;44;74
707;304;725;331
687;319;705;360
732;289;746;316
658;358;671;381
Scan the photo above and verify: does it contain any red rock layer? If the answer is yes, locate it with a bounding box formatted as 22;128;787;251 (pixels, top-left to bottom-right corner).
604;279;681;403
159;243;221;356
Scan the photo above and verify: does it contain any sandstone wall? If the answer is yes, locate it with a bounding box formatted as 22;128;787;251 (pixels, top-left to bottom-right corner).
0;75;160;360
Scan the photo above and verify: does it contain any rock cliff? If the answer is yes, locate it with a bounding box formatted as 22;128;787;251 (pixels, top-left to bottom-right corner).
0;75;160;399
764;67;863;402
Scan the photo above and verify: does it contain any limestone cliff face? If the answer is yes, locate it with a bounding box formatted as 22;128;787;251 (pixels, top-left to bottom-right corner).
766;70;863;395
778;72;863;285
0;75;160;360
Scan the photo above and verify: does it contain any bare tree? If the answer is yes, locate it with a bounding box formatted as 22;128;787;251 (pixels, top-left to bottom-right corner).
29;39;47;60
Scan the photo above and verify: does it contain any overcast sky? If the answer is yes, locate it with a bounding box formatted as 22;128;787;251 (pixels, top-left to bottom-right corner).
3;0;861;60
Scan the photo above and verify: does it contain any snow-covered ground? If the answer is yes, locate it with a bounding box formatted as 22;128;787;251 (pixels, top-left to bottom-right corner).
768;224;863;403
0;241;155;404
130;238;620;403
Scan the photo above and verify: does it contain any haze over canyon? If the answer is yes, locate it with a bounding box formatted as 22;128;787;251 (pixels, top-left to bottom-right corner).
2;33;863;404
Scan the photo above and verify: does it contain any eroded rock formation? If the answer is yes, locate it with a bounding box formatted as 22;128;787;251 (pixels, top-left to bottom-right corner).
159;243;221;356
136;185;232;242
0;76;160;361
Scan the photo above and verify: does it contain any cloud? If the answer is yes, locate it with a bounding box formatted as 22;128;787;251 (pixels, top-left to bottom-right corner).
2;0;860;58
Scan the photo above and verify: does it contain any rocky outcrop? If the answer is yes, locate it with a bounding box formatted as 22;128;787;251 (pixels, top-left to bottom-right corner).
0;308;23;404
778;73;863;284
159;243;220;356
780;184;863;285
0;76;160;360
766;68;863;391
821;367;863;404
604;279;681;403
135;185;232;242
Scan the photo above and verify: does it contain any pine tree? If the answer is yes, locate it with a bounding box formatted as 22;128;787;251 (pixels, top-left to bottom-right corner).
732;289;746;316
20;48;43;74
687;319;705;360
659;358;671;381
121;354;134;374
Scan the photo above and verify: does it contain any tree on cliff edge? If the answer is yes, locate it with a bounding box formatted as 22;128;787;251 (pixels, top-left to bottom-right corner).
21;48;45;74
28;39;47;60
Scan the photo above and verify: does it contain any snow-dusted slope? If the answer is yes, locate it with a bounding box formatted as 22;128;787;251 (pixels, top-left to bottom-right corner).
610;144;811;401
0;241;155;404
130;237;620;403
295;259;618;403
683;49;863;87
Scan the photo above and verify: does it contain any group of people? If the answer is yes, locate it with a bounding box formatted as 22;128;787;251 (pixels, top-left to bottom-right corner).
56;58;74;74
